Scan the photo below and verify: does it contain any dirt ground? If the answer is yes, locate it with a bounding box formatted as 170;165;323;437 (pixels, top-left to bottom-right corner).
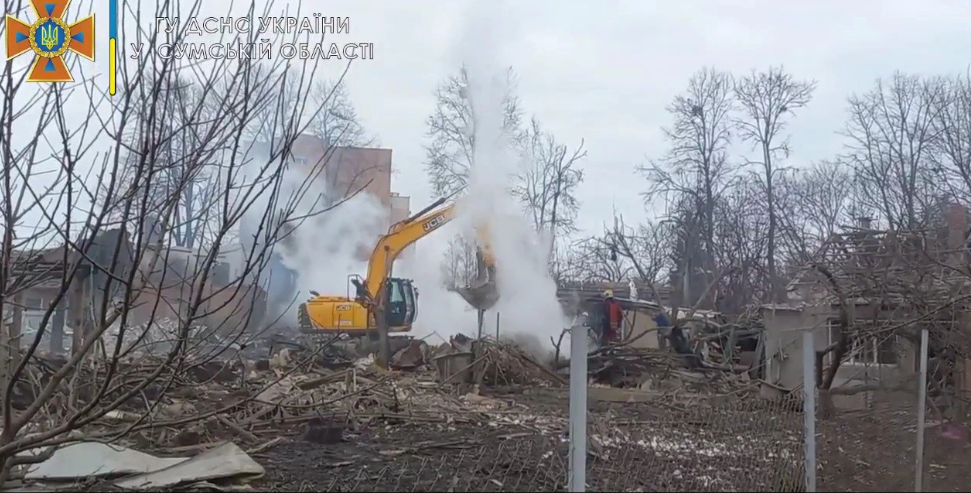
816;405;971;492
253;391;805;492
248;388;971;493
257;423;567;492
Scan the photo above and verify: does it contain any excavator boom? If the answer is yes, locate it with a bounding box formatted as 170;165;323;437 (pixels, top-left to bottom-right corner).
299;196;497;334
361;197;456;301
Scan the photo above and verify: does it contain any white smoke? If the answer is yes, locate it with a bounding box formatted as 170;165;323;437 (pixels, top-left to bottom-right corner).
236;153;387;324
278;191;387;299
460;68;570;351
404;0;570;353
397;222;481;338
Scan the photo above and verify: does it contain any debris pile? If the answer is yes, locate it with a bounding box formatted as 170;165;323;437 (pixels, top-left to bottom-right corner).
587;345;760;397
472;339;565;387
7;319;795;492
7;328;578;489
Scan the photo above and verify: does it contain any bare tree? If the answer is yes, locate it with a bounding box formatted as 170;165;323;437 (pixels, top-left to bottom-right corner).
843;72;946;230
97;75;225;250
424;65;524;198
734;66;816;302
514;117;586;249
561;235;634;284
775;160;865;265
712;176;769;312
931;71;971;201
602;216;671;288
794;215;971;418
0;0;349;482
639;67;736;307
440;235;480;289
307;79;373;148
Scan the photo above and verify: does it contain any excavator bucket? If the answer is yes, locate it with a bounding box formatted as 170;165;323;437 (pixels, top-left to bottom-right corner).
456;267;499;310
452;249;499;310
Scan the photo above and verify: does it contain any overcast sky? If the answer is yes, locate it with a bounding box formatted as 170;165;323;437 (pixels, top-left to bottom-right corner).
319;0;971;235
13;0;971;237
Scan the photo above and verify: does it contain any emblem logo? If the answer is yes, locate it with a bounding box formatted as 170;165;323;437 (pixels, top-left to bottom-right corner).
5;0;95;83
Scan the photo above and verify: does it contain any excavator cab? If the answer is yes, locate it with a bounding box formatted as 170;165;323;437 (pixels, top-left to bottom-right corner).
384;277;417;328
348;275;417;330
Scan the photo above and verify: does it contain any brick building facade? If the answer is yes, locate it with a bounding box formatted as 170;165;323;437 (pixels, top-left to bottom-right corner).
286;134;412;261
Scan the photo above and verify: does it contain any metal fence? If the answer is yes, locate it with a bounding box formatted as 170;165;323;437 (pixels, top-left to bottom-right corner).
584;398;804;492
297;326;969;492
310;401;805;493
317;435;569;492
562;327;971;492
810;329;971;493
564;327;809;492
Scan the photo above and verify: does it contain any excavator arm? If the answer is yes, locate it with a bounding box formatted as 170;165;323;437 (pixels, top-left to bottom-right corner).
299;196;497;336
356;197;495;308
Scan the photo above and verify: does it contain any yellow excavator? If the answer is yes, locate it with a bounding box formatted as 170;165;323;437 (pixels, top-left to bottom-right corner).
297;196;499;335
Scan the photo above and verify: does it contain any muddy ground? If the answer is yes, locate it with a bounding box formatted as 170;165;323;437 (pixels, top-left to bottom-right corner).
249;388;971;493
815;402;971;492
254;390;805;492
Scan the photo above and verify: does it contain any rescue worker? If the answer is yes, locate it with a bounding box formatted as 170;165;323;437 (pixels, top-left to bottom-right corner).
654;311;701;369
602;290;624;344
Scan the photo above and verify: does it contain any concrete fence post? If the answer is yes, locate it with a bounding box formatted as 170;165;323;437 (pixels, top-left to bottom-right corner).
915;328;929;492
568;325;588;492
803;330;817;492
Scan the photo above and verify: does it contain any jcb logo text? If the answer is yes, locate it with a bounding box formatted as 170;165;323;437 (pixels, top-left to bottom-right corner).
422;214;446;232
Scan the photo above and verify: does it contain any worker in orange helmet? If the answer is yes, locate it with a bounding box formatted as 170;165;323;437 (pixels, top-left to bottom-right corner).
602;290;624;344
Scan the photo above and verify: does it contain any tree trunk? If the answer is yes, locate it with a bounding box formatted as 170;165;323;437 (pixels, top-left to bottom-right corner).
764;142;780;303
51;301;65;354
818;388;835;420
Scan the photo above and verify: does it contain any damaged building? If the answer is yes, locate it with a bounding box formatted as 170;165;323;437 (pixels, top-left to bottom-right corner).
5;227;262;354
235;135;412;313
762;204;971;411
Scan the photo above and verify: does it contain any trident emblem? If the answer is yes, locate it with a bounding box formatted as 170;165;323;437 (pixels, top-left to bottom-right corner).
4;0;95;83
40;23;60;51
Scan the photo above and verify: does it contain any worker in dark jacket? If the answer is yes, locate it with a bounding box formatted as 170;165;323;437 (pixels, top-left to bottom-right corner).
654;311;701;368
602;290;624;344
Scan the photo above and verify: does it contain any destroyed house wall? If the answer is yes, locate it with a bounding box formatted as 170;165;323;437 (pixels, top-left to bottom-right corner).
119;240;267;335
772;203;971;412
763;304;918;410
786;203;971;305
12;229;134;334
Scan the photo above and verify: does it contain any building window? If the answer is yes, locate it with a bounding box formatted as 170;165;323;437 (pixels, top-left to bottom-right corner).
293;157;308;165
25;298;45;310
827;318;898;365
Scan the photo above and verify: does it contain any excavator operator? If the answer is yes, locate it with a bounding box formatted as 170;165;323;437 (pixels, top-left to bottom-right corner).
602;290;623;344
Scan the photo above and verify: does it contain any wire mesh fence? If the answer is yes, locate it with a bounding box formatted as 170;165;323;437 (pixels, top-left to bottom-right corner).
815;385;920;491
259;327;971;492
918;418;971;493
306;397;806;493
814;372;971;491
586;395;805;492
315;435;568;492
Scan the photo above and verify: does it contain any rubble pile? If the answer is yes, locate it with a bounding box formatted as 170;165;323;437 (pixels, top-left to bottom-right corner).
7;330;568;476
588;345;760;397
101;318;211;355
383;334;565;388
478;339;563;387
7;321;793;492
431;336;565;388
